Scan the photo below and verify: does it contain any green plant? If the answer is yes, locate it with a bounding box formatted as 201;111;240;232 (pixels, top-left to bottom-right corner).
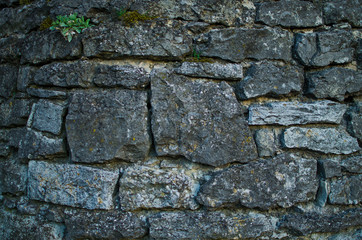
50;13;93;42
192;48;201;61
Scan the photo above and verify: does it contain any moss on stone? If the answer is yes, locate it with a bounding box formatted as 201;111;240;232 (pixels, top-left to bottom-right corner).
119;10;158;26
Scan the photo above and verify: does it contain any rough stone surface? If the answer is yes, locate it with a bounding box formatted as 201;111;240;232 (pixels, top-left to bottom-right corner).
306;67;362;101
151;69;257;167
83;20;192;59
66;90;150;163
175;62;243;80
119;165;198;210
341;155;362;173
65;210;147;239
248;100;347;126
323;0;362;27
256;0;323;27
28;161;119;209
329;175;362;205
318;158;342;178
358;39;362;70
283;127;360;154
0;98;32;127
27;88;67;99
17;66;36;92
254;128;281;157
0;64;18;99
350;112;362;141
149;211;275;239
197;154;318;209
196;26;293;62
0;36;22;63
235;61;303;99
280;208;362;236
294;30;354;67
0;157;27;194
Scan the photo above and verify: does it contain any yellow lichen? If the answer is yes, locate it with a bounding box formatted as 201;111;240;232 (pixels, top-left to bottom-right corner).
119;10;158;26
39;16;53;30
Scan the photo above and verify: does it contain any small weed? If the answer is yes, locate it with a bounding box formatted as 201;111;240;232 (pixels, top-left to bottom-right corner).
39;16;53;31
183;48;214;63
192;48;201;61
117;8;157;26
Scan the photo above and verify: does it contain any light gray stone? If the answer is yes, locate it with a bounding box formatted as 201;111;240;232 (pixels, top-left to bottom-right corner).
0;64;18;99
28;161;119;209
27;88;67;99
197;154;318;209
318;159;342;178
0;157;27;195
341;155;362;173
254;128;281;157
283;127;360;154
323;0;362;27
248;101;347;126
0;98;32;127
66;89;150;163
151;69;257;167
329;175;362;205
119;165;198;210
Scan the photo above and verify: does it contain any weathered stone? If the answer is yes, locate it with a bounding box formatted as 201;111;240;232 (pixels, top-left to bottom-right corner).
294;30;354;66
27;88;67;99
0;144;10;157
66;89;150;163
28;161;119;209
28;100;65;135
119;165;198;210
329;175;362;205
235;61;303;99
17;66;36;92
306;67;362;101
83;20;192;59
151;69;257;167
358;39;362;70
48;0;109;17
197;154;318;209
318;159;342;178
0;64;17;99
65;210;147;239
249;101;347;126
0;36;22;63
196;26;293;62
149;211;275;239
0;98;32;127
283;127;360;154
0;0;18;7
256;0;323;27
315;179;330;207
175;62;243;80
280;208;362;236
341;155;362;173
0;157;27;194
350;112;362;141
21;30;82;64
254;128;281;157
323;0;362;27
0;209;65;240
18;129;65;159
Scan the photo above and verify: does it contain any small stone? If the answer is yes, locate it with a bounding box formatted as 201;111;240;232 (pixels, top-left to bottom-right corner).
28;161;119;209
318;158;342;178
315;179;330;207
0;64;18;99
323;0;362;27
17;66;36;92
27;88;67;99
0;36;22;63
329;175;362;205
341;155;362;173
254;128;281;157
283;127;360;154
0;156;27;195
0;98;32;127
350;112;362;141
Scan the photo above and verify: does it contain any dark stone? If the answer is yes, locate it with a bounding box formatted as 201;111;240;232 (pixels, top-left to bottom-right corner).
66;89;150;163
235;61;303;99
0;156;27;195
358;39;362;70
0;36;23;63
329;175;362;205
323;0;362;27
151;69;257;167
318;158;342;178
48;0;110;17
27;88;67;99
17;66;37;92
315;179;330;207
0;98;32;127
0;64;18;99
197;154;318;210
350;112;362;141
341;155;362;173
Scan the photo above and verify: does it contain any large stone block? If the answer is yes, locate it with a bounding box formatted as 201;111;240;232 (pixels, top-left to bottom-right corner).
196;26;293;62
283;127;360;154
248;101;347;126
151;69;257;167
0;157;27;195
0;64;18;99
341;155;362;173
149;211;275;239
119;165;198;210
0;98;32;127
323;0;362;27
28;161;119;209
0;36;22;63
235;61;303;99
197;154;318;210
318;158;342;179
256;0;322;27
66;89;150;163
329;175;362;205
17;66;36;92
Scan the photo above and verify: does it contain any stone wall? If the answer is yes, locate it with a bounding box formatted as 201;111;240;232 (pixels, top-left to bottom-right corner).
0;0;361;239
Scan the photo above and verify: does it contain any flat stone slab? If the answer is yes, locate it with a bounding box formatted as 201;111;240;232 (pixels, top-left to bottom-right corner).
329;175;362;205
248;100;347;126
283;127;360;154
28;161;119;209
197;154;318;210
66;89;150;163
151;69;257;167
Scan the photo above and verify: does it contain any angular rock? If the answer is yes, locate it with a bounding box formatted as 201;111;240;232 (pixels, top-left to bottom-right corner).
28;100;65;135
254;128;281;157
0;98;32;127
176;62;243;80
28;161;119;209
341;155;362;173
280;208;362;236
248;100;347;126
0;36;22;63
315;179;330;207
27;88;67;99
66;89;150;163
294;30;354;66
323;0;362;27
306;67;362;101
318;158;342;178
197;154;318;209
17;66;36;92
18;129;65;159
149;211;275;239
0;64;18;99
48;0;110;17
350;112;362;141
65;210;147;239
283;127;360;154
329;175;362;205
151;69;257;167
256;0;323;27
235;61;303;99
0;157;27;194
119;165;198;210
196;26;293;62
83;20;192;59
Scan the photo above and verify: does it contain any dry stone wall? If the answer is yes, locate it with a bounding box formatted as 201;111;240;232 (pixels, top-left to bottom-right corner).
0;0;361;239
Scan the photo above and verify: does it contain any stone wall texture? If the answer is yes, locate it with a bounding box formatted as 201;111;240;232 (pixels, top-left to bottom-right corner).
0;0;361;239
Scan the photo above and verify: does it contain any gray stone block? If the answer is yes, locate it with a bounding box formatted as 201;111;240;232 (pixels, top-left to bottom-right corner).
0;157;27;195
17;66;36;92
0;36;22;63
27;88;67;99
350;112;362;141
197;154;318;209
283;127;360;154
323;0;362;27
318;158;342;178
28;161;119;209
329;175;362;205
151;69;257;167
254;128;281;157
0;98;32;127
341;155;362;173
0;64;18;99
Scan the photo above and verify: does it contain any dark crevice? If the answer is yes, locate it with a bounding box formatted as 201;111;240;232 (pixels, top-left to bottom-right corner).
146;88;157;157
